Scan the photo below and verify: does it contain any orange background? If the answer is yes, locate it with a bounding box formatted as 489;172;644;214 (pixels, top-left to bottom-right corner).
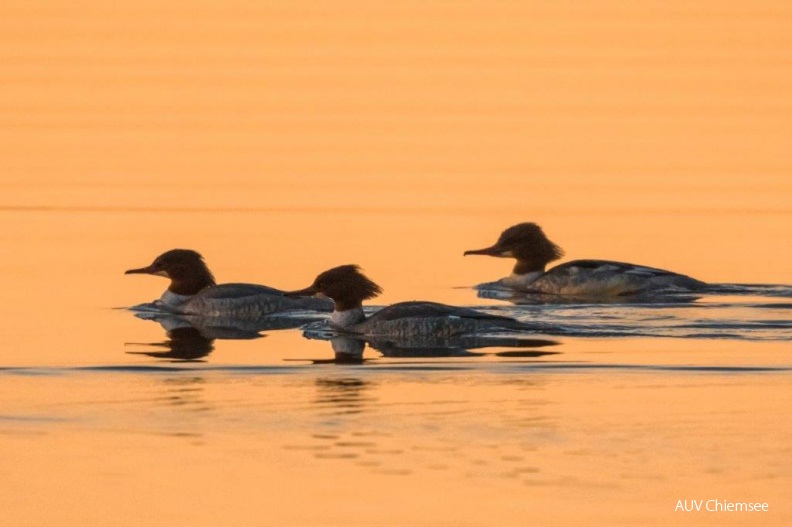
4;1;790;218
1;3;791;526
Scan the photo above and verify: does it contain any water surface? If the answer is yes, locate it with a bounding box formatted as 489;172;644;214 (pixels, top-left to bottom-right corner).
2;1;791;525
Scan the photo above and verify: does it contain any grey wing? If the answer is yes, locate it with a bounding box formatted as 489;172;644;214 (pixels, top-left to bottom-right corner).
544;260;704;294
197;283;286;299
368;301;516;323
551;260;682;277
186;283;332;317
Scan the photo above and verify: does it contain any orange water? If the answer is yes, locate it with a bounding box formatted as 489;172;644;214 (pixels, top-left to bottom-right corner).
1;1;791;525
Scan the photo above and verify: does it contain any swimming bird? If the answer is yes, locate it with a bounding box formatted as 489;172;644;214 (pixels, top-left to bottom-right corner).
464;223;705;296
125;249;333;317
285;264;543;337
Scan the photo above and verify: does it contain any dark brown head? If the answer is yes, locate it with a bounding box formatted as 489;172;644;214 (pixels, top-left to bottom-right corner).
464;223;564;274
285;265;383;311
125;249;216;295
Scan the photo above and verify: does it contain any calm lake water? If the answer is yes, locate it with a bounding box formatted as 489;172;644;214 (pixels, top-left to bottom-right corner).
2;1;792;525
1;206;790;527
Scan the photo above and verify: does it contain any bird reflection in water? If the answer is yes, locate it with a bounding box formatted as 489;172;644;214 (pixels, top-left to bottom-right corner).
127;325;216;362
295;323;561;363
126;311;323;362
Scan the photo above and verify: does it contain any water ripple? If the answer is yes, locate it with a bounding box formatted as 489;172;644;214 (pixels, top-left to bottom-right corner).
1;363;789;377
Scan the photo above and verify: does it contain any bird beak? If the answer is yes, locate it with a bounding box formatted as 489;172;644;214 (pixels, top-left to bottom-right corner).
284;285;323;298
463;245;504;257
125;265;168;277
125;265;155;275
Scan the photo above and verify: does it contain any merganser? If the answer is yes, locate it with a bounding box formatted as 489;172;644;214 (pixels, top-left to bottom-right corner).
285;264;546;337
464;223;706;296
125;249;333;317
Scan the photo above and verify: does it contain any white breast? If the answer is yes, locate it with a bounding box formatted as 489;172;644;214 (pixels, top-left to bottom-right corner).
159;290;193;308
330;308;365;329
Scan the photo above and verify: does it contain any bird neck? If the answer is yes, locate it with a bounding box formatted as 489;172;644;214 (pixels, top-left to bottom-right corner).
330;307;366;329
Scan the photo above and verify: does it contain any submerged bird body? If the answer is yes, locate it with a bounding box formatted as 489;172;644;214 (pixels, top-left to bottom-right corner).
465;223;705;296
286;265;535;337
331;301;527;337
126;249;332;317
